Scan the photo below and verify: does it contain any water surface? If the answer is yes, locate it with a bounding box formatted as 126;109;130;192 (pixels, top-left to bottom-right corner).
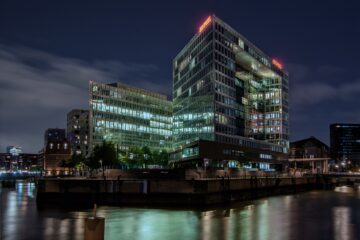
1;181;360;240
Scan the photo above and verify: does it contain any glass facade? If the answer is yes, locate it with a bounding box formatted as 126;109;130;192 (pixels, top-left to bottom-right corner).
173;15;289;154
89;81;172;152
330;123;360;168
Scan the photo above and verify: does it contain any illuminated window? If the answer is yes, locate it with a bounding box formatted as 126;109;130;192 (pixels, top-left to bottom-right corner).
238;39;244;49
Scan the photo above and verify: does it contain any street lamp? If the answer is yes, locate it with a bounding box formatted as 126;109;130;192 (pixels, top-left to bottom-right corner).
99;159;105;179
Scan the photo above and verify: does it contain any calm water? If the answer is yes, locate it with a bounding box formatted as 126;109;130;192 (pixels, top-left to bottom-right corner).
1;182;360;240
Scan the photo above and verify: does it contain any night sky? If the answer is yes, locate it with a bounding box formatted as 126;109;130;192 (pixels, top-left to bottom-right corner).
1;0;360;152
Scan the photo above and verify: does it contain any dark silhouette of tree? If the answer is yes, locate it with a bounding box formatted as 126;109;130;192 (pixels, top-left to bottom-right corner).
85;141;117;170
118;146;169;168
152;150;160;165
69;153;85;168
158;150;169;166
131;146;144;168
141;146;152;168
84;155;100;170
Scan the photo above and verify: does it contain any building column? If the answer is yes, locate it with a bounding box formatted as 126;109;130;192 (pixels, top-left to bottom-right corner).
311;161;315;174
324;159;328;173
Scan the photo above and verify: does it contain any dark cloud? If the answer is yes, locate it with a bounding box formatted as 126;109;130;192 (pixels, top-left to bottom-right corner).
0;45;165;152
289;63;360;106
288;63;360;143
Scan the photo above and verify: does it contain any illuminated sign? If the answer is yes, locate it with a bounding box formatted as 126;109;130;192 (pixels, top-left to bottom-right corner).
199;16;212;33
272;59;283;70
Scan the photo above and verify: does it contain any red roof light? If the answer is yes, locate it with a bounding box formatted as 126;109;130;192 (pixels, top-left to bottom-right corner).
272;59;283;70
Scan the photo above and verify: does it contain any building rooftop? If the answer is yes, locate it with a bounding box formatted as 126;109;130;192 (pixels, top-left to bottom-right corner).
95;81;169;101
291;136;329;149
174;14;288;75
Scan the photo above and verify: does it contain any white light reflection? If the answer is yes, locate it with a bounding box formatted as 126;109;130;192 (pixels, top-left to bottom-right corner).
44;218;56;237
59;219;70;236
333;206;354;240
73;217;85;239
199;209;232;240
257;200;269;240
4;192;18;238
334;186;354;194
283;195;292;210
239;204;254;240
200;210;213;240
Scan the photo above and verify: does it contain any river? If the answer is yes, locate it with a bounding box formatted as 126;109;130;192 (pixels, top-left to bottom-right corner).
1;181;360;240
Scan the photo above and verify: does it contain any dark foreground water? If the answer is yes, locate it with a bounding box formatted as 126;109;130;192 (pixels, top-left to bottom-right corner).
1;182;360;240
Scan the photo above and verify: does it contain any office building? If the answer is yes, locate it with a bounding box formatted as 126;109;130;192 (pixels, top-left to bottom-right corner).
0;152;42;171
89;81;172;152
2;146;41;171
6;146;22;156
67;109;90;156
330;123;360;170
0;153;11;170
171;15;289;167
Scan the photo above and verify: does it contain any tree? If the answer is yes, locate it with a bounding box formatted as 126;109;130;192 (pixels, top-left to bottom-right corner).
58;156;80;175
117;149;129;169
84;154;101;170
85;141;118;170
58;159;69;172
117;146;169;169
158;149;169;166
152;150;160;165
141;146;152;168
119;148;135;168
131;146;144;168
69;153;85;169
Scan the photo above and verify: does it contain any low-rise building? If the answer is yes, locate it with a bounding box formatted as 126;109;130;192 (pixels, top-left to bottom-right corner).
289;136;330;173
43;128;71;175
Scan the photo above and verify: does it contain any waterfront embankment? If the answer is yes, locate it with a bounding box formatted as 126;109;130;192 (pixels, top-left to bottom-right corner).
36;169;324;207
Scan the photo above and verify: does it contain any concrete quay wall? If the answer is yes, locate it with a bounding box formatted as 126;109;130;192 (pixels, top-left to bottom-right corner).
36;176;318;206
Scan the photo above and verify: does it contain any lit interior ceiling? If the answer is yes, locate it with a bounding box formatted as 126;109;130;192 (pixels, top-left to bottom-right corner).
233;46;280;79
235;71;253;81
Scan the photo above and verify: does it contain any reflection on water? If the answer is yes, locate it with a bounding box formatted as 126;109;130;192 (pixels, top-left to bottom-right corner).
334;185;360;199
1;182;360;240
334;185;354;194
333;207;353;240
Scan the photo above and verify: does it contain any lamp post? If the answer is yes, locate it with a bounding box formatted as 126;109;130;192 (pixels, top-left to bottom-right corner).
99;159;105;179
